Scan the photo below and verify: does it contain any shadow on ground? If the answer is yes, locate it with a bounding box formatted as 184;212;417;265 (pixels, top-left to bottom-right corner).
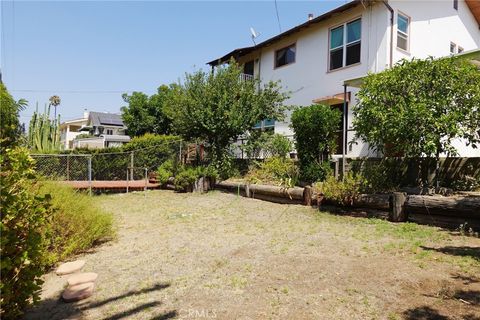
420;245;480;261
402;306;449;320
24;282;177;320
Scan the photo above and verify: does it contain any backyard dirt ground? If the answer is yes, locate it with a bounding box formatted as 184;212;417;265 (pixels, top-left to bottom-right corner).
24;190;480;320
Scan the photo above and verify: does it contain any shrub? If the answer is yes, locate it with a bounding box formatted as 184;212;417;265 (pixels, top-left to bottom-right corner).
38;182;114;266
291;104;341;183
211;152;239;180
314;173;365;206
196;165;219;181
1;148;53;319
174;167;198;192
350;159;404;193
122;133;181;171
299;161;332;184
246;157;299;188
241;131;271;159
265;134;292;158
157;159;175;184
451;175;480;191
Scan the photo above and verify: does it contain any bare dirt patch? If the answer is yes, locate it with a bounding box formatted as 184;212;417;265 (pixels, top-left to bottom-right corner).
24;190;480;319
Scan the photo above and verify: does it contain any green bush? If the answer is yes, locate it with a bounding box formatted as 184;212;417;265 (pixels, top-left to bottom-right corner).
1;148;53;319
123;133;181;171
246;157;299;188
350;159;403;193
265;134;292;158
291;104;341;183
314;173;365;206
174;167;198;192
38;182;114;266
211;152;239;180
196;165;219;181
451;175;480;191
157;159;175;184
299;161;332;184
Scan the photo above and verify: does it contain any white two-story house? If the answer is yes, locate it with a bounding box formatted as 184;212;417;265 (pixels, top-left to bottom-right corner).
60;110;131;149
208;0;480;159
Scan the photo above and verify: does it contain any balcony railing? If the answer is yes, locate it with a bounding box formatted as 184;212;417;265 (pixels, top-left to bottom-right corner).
240;73;254;82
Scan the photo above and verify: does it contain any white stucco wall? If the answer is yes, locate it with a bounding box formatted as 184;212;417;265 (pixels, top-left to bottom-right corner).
237;0;480;158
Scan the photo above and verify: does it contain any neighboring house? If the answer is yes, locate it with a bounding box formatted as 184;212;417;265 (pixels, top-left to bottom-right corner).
61;111;131;149
208;0;480;158
60;111;89;150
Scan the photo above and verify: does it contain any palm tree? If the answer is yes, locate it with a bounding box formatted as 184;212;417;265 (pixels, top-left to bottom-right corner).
49;95;61;149
49;95;61;120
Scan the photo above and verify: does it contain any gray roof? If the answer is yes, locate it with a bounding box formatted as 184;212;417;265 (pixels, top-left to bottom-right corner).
89;112;125;127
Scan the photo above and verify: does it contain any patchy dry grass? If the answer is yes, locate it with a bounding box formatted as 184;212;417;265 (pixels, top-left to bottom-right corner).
25;190;479;320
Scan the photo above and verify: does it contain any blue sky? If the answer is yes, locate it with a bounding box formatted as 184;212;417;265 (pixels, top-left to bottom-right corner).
1;1;348;123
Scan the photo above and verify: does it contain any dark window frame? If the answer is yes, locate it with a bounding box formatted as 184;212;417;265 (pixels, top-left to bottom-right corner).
453;0;458;10
274;43;296;69
328;17;362;71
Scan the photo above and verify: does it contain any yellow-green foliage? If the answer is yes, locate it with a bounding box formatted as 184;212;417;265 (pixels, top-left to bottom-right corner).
246;157;299;188
314;173;365;206
39;182;114;266
1;148;53;319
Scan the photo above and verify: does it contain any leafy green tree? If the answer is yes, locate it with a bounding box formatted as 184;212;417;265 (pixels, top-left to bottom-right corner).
165;61;289;168
353;56;480;186
121;85;175;136
291;104;341;182
0;85;54;319
0;83;27;149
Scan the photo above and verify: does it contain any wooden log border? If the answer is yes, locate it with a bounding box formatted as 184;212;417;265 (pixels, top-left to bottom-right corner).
215;181;480;230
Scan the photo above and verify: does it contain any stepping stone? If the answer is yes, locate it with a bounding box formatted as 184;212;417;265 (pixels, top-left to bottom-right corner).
55;260;86;275
62;282;95;302
67;272;98;286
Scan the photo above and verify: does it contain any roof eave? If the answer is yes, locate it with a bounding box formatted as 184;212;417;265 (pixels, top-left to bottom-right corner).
207;0;362;66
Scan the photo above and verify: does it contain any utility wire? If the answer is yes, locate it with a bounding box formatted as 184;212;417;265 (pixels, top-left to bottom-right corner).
274;0;282;33
11;89;138;94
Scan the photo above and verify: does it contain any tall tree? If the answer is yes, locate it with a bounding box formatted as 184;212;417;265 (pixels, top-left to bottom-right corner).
121;85;174;136
165;61;289;166
353;56;480;186
0;83;27;150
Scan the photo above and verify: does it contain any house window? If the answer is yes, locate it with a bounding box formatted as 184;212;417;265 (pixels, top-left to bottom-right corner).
450;42;457;54
275;44;296;68
397;13;409;51
329;18;361;71
458;46;464;53
106;129;113;135
243;60;254;76
453;0;458;10
253;119;275;131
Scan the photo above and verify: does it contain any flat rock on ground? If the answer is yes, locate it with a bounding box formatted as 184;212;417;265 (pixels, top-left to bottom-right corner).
56;260;86;275
67;273;98;286
62;282;95;303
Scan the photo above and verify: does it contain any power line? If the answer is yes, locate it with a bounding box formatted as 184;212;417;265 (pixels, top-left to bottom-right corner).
274;0;282;33
11;89;139;94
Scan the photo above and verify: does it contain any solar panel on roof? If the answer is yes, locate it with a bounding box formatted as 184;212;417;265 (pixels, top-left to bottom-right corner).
98;114;123;126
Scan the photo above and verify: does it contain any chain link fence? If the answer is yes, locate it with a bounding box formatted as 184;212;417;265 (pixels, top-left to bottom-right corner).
31;140;186;194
